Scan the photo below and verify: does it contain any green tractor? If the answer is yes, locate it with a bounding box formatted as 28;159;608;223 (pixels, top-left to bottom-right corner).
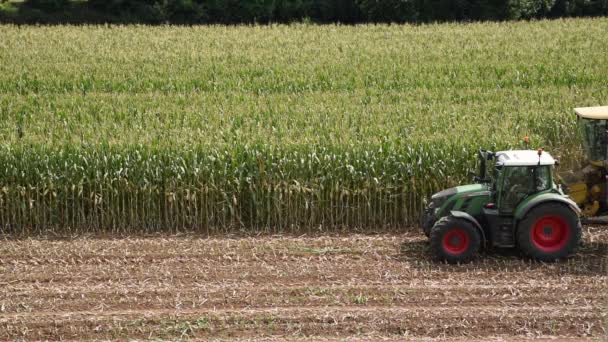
422;149;581;263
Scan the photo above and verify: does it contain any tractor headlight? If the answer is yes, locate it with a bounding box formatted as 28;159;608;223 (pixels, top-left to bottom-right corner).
430;187;457;210
432;197;446;209
431;187;457;200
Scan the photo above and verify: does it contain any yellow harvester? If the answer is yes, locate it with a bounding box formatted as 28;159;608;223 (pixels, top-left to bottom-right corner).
568;106;608;217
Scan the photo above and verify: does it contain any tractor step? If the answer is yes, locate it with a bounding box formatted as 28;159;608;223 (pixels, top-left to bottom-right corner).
581;215;608;225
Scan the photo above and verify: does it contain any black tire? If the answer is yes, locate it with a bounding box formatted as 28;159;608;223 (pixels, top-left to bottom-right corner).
516;203;581;261
429;216;481;264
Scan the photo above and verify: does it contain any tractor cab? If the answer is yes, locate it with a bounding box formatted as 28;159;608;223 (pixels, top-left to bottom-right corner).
482;150;560;248
422;148;581;263
492;150;556;214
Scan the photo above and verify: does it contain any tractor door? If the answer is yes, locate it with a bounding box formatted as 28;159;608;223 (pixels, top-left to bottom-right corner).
498;166;533;214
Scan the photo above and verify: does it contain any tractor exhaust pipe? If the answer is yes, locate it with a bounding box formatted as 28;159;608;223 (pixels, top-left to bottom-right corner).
479;149;487;181
476;149;494;183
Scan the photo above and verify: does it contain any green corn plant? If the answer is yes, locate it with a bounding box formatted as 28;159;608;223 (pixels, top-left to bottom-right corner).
0;19;605;234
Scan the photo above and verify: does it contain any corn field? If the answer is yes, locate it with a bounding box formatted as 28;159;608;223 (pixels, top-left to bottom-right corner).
0;19;607;234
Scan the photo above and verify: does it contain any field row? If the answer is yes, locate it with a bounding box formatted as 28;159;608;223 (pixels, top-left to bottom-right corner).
0;88;596;149
1;21;607;92
1;228;606;340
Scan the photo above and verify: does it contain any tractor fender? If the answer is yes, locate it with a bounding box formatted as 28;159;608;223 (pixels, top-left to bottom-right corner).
450;210;487;248
514;193;581;222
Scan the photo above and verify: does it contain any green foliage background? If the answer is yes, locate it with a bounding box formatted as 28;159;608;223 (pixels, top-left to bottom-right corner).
0;20;607;234
0;0;606;24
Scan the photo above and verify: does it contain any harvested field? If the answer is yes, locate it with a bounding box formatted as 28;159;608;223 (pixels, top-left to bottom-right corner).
0;226;606;341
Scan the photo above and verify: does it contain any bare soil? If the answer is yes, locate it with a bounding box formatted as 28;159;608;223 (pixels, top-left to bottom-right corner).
1;227;607;341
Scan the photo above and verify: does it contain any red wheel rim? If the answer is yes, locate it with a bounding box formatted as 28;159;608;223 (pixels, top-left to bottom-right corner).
442;228;470;255
530;215;570;253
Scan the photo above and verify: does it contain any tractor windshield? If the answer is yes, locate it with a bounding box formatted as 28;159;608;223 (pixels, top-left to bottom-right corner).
578;117;608;161
496;165;552;213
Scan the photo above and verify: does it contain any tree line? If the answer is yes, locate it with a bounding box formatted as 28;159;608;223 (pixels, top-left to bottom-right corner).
0;0;607;24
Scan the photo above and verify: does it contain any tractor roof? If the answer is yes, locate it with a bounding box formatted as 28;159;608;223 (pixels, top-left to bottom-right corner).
574;106;608;119
495;150;555;167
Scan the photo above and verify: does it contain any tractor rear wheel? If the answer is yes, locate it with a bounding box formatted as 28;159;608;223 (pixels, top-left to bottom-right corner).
516;203;581;261
429;216;481;263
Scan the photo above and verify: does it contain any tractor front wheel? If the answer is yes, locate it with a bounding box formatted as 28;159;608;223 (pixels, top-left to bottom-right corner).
516;203;581;261
429;216;481;263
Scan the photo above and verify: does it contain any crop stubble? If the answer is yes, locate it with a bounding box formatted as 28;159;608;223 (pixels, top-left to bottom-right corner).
0;226;606;340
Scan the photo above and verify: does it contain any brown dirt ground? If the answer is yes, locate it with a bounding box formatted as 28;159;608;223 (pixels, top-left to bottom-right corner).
0;227;606;341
